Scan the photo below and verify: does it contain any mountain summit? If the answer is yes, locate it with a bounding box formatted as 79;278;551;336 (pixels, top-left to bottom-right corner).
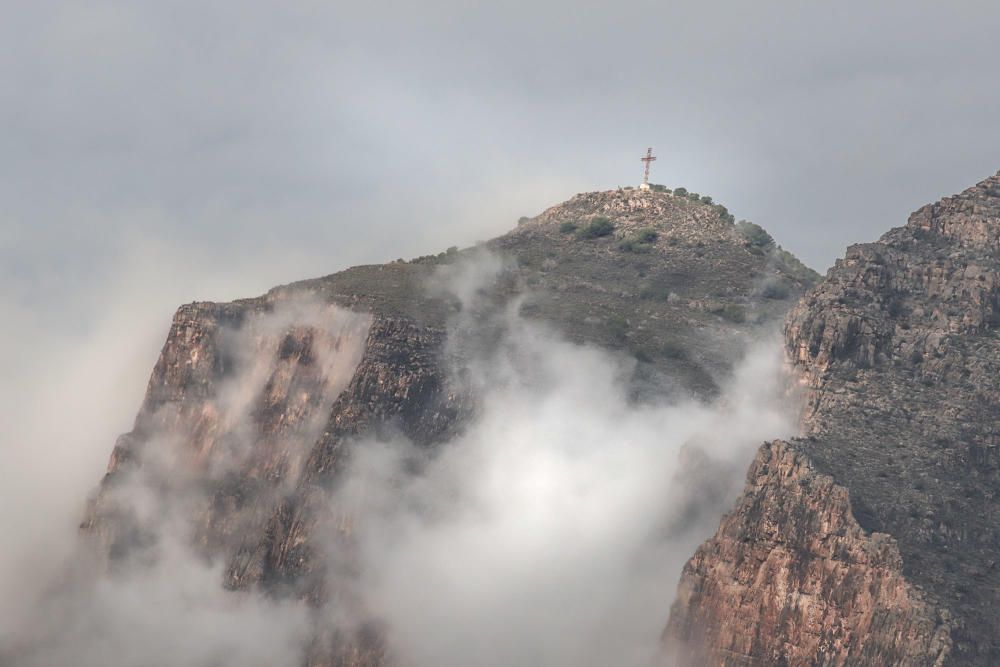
57;186;816;666
666;171;1000;666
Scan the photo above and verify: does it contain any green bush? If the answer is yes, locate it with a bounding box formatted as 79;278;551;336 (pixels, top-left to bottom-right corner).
735;220;775;250
711;303;747;323
634;227;659;243
700;195;713;204
660;340;688;359
578;216;615;239
618;239;651;253
721;304;747;323
639;284;671;300
770;246;822;284
559;221;578;234
606;313;629;342
673;187;688;196
650;183;669;193
761;282;790;300
618;227;658;253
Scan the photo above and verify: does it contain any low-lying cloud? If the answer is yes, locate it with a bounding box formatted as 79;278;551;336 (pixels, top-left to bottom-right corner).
328;255;797;666
2;251;798;666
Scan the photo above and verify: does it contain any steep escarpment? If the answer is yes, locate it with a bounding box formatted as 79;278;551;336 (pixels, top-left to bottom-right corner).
664;440;950;666
76;188;816;665
666;171;1000;665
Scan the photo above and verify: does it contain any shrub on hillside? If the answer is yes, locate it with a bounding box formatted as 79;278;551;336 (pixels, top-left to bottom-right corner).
761;282;790;300
661;340;688;359
639;284;671;300
673;187;688;196
559;221;578;234
618;239;650;253
606;313;629;342
735;220;775;250
770;246;822;284
711;303;747;323
578;216;615;239
634;227;659;243
618;227;659;253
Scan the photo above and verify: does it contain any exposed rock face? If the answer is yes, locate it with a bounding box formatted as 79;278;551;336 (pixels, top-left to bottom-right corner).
83;300;375;564
77;188;817;665
665;171;1000;665
664;440;950;666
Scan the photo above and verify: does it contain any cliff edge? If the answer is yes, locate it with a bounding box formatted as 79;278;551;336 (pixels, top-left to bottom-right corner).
665;171;1000;665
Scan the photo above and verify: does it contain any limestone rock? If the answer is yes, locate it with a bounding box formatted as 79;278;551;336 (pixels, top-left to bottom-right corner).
665;170;1000;665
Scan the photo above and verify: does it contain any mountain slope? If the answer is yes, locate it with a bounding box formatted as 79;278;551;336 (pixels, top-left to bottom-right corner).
665;171;1000;665
72;188;816;665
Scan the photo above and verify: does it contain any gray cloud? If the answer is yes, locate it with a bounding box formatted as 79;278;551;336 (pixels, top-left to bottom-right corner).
3;297;369;666
1;246;793;666
5;0;1000;300
321;255;797;667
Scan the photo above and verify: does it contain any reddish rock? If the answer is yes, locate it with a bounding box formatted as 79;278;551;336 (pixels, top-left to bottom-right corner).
666;171;1000;665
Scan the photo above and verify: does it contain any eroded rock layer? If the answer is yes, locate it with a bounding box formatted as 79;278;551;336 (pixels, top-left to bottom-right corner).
664;440;950;666
666;171;1000;665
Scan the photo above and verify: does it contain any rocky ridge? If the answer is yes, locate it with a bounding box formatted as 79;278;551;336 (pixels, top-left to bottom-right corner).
665;171;1000;665
75;187;817;665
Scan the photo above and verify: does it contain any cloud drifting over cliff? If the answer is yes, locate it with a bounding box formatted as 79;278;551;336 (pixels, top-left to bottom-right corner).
1;251;796;667
328;255;797;666
0;282;366;667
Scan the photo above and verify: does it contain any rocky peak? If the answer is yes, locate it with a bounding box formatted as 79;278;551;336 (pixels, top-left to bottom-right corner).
525;188;735;240
64;186;820;667
666;168;1000;665
907;170;1000;250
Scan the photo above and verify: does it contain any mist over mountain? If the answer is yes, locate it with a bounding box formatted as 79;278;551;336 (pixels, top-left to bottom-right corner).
667;171;1000;666
10;7;1000;666
4;188;812;666
8;159;1000;667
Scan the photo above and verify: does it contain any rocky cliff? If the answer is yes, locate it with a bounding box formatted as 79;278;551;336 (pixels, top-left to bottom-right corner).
74;188;817;665
665;171;1000;665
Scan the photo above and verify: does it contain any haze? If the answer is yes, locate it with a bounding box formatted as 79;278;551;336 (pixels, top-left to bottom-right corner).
3;3;1000;661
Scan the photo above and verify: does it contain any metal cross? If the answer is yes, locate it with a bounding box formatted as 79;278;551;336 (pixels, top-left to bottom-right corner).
640;147;656;189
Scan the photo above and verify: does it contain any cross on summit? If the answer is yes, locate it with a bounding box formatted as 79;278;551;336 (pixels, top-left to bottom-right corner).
639;147;656;190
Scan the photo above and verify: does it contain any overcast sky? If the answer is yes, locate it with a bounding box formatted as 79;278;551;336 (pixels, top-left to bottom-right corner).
4;2;1000;649
5;1;1000;431
6;1;1000;307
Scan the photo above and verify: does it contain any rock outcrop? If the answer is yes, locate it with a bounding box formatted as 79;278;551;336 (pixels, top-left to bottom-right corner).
664;440;950;666
76;188;818;665
665;171;1000;665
